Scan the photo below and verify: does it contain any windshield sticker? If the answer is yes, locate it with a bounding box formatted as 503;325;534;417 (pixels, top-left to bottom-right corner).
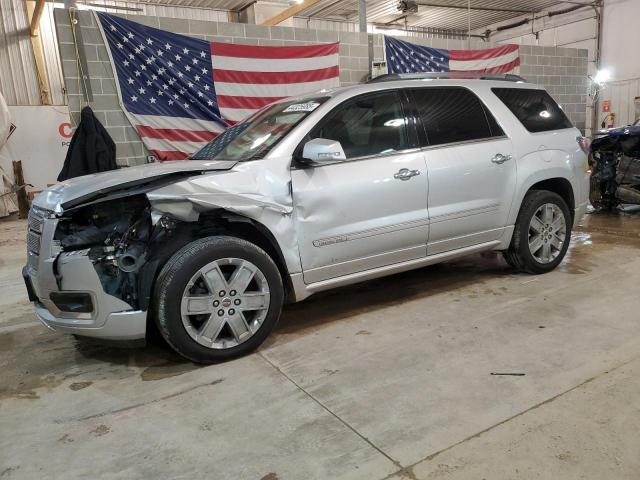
283;102;320;113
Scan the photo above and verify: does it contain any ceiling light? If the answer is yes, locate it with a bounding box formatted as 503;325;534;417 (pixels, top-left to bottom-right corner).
593;68;611;85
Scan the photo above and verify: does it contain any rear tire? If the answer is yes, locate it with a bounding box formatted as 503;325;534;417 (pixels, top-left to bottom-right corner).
503;190;572;274
154;236;284;363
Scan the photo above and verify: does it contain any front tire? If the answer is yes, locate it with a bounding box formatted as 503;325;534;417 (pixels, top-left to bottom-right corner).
503;190;572;274
154;236;284;363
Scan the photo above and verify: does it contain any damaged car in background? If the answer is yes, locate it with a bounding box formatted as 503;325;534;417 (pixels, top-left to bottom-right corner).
24;77;589;363
589;120;640;210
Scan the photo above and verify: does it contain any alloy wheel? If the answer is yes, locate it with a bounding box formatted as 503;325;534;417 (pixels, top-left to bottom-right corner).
528;203;567;264
180;258;271;349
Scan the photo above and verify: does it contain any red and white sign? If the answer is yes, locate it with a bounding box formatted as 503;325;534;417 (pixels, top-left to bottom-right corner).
602;99;611;113
0;106;71;191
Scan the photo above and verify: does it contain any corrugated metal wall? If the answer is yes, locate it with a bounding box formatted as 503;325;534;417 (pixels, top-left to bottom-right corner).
0;0;67;105
0;0;42;105
601;79;640;127
41;3;66;105
0;0;229;107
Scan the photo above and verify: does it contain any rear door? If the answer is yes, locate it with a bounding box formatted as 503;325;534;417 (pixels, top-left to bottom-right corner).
409;87;517;255
291;90;430;284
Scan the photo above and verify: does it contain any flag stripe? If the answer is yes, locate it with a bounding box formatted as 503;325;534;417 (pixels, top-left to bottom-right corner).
211;42;339;59
148;149;191;160
449;44;519;61
216;107;260;123
216;94;285;110
213;65;340;85
451;58;521;75
449;49;520;71
143;137;211;154
136;125;219;142
209;54;339;73
214;77;340;98
129;113;226;133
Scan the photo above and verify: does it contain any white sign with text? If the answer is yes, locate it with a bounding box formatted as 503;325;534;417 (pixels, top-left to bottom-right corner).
0;106;72;192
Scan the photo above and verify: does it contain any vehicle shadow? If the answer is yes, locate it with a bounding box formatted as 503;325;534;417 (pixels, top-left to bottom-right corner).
79;252;513;371
6;233;606;392
271;252;513;341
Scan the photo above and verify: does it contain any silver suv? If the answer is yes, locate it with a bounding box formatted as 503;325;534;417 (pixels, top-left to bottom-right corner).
23;74;590;363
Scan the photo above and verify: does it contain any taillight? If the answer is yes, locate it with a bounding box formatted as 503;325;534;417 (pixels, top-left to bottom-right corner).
576;136;591;174
577;136;590;155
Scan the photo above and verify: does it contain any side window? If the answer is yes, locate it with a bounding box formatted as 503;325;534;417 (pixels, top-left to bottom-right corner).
410;87;502;147
309;91;408;159
492;88;573;133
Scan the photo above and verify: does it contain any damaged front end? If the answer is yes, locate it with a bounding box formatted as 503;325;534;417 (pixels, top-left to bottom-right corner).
24;161;242;340
24;188;189;341
590;123;640;210
24;157;301;341
54;195;163;311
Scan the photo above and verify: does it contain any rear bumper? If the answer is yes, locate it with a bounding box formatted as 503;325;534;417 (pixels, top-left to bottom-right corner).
574;200;588;228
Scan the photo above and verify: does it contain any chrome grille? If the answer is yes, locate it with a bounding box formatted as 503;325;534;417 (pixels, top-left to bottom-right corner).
28;207;45;232
27;231;41;255
26;206;52;272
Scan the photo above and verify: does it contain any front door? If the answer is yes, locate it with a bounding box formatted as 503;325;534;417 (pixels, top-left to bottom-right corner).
409;87;517;254
291;91;430;284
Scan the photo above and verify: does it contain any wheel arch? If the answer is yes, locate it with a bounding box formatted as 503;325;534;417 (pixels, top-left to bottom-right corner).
510;171;576;225
528;177;575;217
138;209;295;315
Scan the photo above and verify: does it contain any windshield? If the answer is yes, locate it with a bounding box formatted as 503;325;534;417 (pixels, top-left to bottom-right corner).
191;97;328;161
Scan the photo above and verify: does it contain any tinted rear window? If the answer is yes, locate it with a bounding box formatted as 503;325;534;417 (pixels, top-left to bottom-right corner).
410;87;504;146
492;88;573;133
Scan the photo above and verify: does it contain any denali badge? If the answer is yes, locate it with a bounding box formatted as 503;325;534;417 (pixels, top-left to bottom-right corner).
313;236;348;247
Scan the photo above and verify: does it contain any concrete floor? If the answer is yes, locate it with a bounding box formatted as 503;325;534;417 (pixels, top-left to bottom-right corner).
2;210;640;479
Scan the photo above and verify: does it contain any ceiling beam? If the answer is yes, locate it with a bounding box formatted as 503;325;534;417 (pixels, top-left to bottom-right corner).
29;0;45;36
261;0;324;25
25;0;50;105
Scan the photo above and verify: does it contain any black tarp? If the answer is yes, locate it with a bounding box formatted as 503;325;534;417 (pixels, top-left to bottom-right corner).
57;106;117;181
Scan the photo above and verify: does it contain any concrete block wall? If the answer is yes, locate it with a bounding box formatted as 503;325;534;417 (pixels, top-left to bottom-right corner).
519;45;590;133
54;9;589;166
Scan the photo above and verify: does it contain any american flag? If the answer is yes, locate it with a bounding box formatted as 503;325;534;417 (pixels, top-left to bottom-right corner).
385;36;519;75
96;13;340;160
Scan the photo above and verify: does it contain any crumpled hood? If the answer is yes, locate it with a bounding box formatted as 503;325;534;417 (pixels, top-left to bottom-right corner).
33;160;237;212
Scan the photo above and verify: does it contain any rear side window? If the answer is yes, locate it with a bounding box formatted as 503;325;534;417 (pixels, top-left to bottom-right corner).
492;88;573;133
410;87;504;147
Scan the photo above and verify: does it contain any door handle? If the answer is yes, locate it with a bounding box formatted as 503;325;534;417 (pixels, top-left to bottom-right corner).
491;153;513;164
394;168;420;181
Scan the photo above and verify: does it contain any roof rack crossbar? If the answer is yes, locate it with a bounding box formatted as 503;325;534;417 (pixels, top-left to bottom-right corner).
367;72;527;83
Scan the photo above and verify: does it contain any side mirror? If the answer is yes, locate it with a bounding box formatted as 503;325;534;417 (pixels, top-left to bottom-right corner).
301;138;346;165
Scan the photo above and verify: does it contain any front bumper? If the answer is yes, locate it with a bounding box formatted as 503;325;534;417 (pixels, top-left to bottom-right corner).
34;300;147;340
24;243;147;341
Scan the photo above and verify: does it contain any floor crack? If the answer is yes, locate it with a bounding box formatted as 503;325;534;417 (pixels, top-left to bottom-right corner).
257;352;405;473
382;352;640;479
56;378;224;423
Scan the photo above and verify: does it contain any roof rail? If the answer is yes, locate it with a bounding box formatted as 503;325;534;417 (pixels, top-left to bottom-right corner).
366;72;527;83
